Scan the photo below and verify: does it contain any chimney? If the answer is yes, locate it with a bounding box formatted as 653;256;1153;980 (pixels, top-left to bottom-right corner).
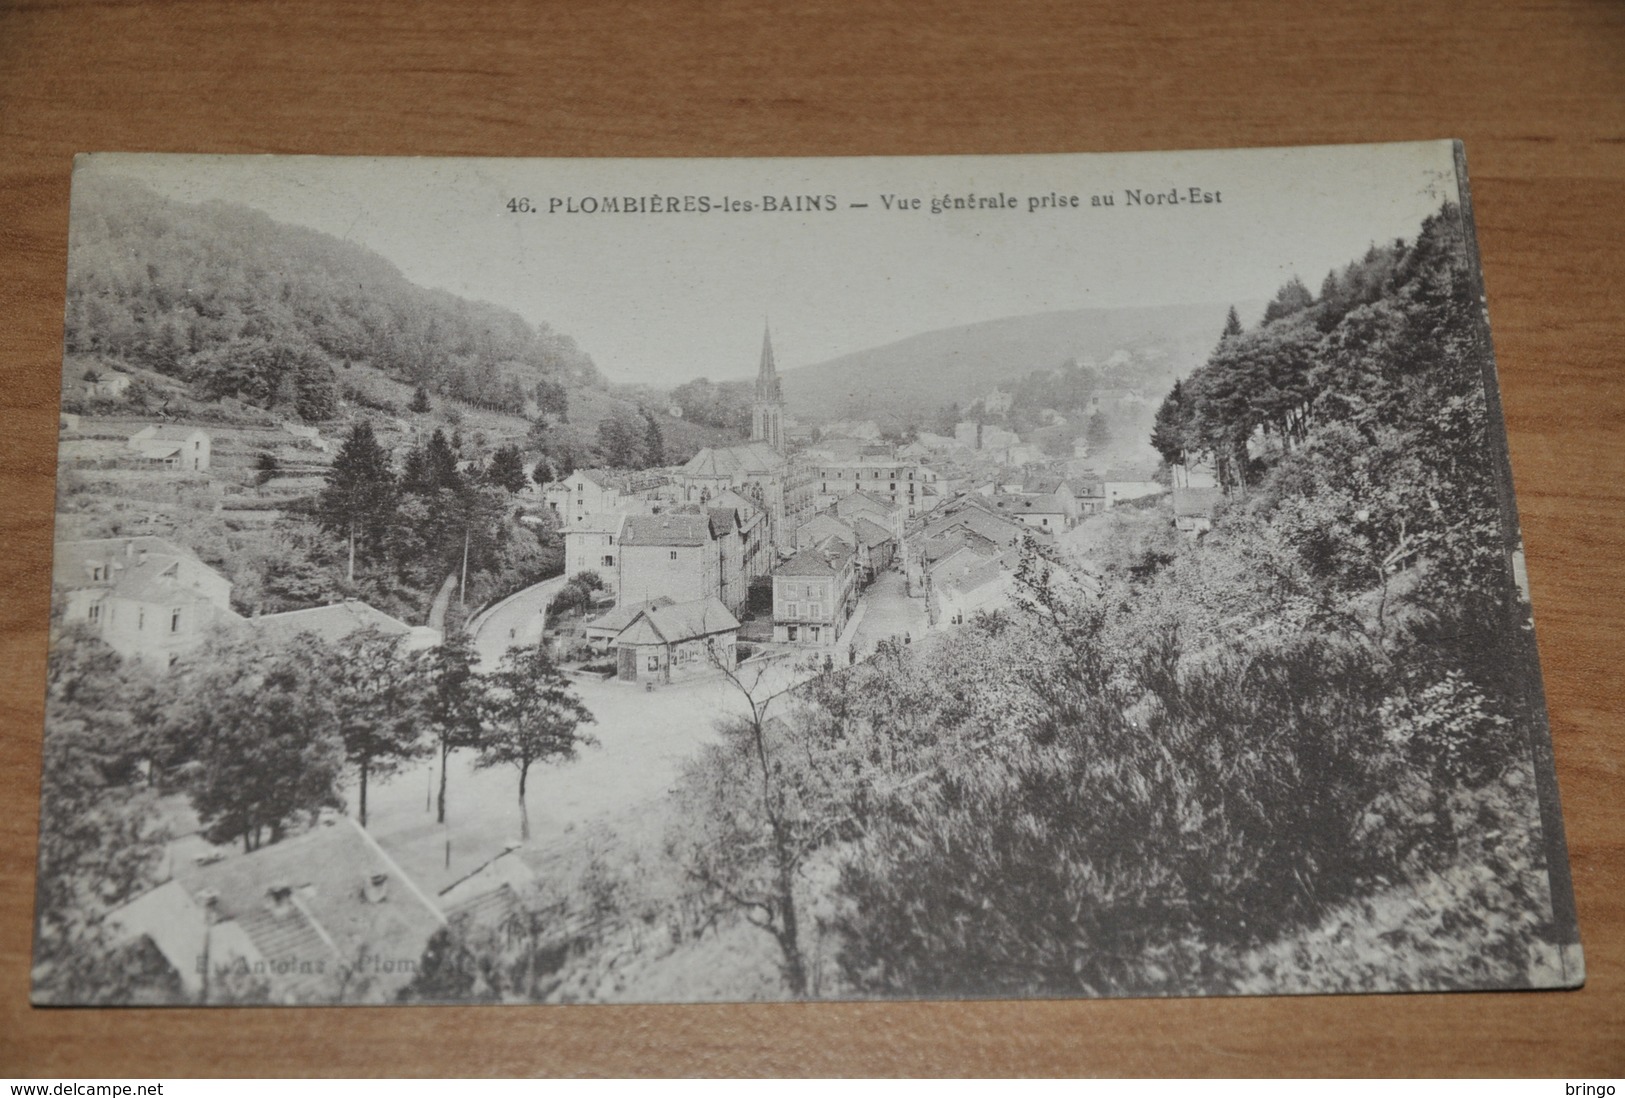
265;884;294;918
361;873;390;904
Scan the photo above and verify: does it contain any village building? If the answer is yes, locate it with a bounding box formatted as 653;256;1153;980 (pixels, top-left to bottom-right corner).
543;468;645;526
804;453;944;518
772;540;858;647
792;510;897;585
562;513;629;597
675;442;814;553
610;596;740;683
583;596;676;649
127;425;211;472
53;536;238;667
615;512;723;609
1070;476;1108;516
105;816;446;1005
987;491;1075;533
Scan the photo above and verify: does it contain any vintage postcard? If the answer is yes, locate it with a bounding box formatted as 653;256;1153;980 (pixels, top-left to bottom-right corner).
33;142;1582;1005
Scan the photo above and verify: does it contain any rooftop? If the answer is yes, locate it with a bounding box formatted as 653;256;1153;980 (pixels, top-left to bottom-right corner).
615;596;741;645
681;442;787;478
586;597;676;635
249;600;415;646
620;513;715;547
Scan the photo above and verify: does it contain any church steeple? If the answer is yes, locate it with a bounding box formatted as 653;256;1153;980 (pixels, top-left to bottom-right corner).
751;323;785;451
756;324;781;403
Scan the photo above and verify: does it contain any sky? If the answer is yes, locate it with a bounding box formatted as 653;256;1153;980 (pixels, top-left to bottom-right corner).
81;142;1462;389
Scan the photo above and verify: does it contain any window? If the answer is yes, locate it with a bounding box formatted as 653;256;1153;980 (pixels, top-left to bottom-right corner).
87;603;101;623
787;625;798;641
809;603;822;619
602;555;615;567
138;609;145;630
786;601;800;618
170;608;181;633
810;626;820;642
647;655;659;671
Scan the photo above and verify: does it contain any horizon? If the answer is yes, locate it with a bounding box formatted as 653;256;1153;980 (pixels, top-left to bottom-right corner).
76;144;1461;389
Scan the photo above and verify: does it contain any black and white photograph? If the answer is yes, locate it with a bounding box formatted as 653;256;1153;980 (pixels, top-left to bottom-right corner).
32;142;1582;1006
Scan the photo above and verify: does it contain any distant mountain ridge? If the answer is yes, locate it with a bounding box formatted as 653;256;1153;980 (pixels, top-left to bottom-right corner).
777;304;1252;424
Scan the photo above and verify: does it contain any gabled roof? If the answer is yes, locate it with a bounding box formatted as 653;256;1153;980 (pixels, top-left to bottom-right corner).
851;517;895;548
119;816;447;1003
681;442;786;477
250;600;414;645
562;513;629;537
838;488;897;513
576;468;631;491
53;537;225;602
615;596;740;646
133;425;207;441
707;507;741;537
586;597;676;635
711;488;761;517
797;512;857;547
620;514;715;547
1022;475;1070;495
776;540;854;578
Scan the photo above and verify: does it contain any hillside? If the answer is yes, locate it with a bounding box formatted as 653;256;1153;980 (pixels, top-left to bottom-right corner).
59;173;736;466
777;304;1252;425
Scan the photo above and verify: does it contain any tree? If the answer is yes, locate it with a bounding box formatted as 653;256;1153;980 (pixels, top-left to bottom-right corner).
255;451;281;487
642;408;665;467
317;421;397;581
329;629;427;827
486;444;529;494
533;379;569;422
412;629;484;824
294;352;340;421
32;630;171;1003
409;386;433;414
474;644;595;840
666;651;838;997
595;404;647;469
1221;304;1243;341
1262;275;1314;324
164;634;346;852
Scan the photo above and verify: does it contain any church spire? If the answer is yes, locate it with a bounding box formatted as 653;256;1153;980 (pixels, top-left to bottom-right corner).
751;322;785;451
756;323;781;403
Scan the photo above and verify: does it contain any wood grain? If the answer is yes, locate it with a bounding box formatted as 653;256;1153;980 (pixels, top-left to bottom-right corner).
1;0;1621;1077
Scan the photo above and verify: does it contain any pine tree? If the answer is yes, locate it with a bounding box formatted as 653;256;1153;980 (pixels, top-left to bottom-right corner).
409;386;432;414
317;421;397;582
486;444;528;494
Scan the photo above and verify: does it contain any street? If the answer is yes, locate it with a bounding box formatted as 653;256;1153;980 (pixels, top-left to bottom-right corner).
365;569;901;896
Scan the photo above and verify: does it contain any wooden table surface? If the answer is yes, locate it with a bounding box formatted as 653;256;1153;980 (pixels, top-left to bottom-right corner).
2;0;1621;1078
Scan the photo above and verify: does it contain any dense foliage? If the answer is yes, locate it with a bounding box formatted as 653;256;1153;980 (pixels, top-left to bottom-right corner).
65;175;599;417
663;202;1559;999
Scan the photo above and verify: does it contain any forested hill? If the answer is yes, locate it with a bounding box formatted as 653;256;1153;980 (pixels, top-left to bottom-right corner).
63;174;601;414
777;303;1243;425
